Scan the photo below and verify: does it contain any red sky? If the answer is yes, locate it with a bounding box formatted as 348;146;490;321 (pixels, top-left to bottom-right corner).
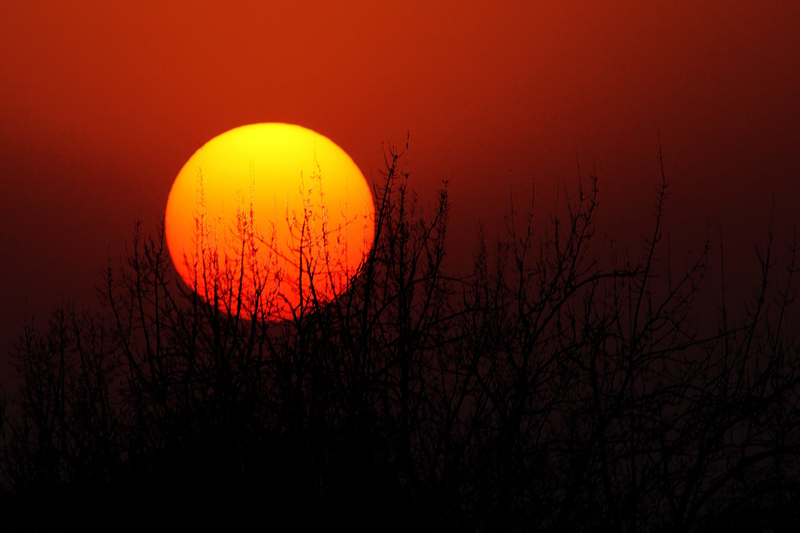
2;1;799;381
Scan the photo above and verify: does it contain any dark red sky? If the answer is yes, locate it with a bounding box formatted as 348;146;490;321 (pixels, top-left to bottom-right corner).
2;1;799;381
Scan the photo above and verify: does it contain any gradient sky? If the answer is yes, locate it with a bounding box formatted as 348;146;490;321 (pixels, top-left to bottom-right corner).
2;1;799;381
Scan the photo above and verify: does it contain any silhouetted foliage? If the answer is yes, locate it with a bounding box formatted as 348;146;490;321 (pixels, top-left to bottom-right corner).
2;143;799;532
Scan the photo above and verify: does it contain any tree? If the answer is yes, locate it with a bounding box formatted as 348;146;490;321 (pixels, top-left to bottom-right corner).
2;141;799;532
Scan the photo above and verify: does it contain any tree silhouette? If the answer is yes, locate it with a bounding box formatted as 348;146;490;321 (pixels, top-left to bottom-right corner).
2;142;799;532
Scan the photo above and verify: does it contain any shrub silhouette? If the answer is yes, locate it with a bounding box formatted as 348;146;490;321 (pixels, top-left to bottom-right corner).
1;142;799;532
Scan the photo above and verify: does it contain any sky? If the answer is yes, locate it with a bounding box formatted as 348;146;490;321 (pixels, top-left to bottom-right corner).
1;0;799;382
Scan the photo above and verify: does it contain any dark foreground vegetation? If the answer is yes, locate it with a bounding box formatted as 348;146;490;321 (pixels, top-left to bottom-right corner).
2;146;799;532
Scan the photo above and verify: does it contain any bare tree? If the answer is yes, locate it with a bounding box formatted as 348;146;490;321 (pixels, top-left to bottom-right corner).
2;142;800;532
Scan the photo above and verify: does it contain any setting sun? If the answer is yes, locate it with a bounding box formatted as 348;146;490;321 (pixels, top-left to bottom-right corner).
165;123;375;319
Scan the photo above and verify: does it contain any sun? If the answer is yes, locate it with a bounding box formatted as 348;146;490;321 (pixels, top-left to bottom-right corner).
165;123;375;320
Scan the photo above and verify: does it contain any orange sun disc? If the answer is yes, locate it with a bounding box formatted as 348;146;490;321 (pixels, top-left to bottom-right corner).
165;123;375;320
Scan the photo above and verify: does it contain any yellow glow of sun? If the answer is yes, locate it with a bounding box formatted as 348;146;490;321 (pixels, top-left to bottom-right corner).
165;123;375;320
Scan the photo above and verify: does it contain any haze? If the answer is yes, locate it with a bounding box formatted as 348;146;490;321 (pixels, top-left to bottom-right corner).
1;1;799;381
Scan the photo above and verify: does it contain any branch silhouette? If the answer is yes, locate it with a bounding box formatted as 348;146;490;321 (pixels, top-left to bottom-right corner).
2;141;799;532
